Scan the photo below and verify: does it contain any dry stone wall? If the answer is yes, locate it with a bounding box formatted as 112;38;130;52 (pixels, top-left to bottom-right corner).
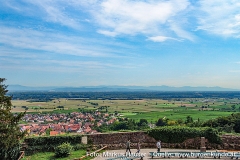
88;132;240;150
88;131;156;149
220;135;240;150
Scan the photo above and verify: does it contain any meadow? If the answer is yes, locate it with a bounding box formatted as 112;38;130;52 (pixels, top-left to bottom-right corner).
11;97;240;123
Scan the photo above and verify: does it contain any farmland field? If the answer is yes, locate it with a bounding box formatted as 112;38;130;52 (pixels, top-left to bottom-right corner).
11;97;240;122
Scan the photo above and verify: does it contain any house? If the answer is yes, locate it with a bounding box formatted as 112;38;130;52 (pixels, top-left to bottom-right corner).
83;126;92;134
50;131;61;136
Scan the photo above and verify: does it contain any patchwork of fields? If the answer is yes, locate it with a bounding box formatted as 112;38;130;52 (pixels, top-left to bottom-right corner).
11;98;240;122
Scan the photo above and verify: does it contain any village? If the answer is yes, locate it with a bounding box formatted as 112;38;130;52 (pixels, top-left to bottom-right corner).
20;111;117;136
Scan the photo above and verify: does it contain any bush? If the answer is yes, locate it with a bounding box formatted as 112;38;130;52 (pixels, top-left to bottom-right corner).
73;144;88;151
147;126;221;144
233;119;240;133
147;126;201;143
203;127;222;144
55;142;73;158
24;135;82;155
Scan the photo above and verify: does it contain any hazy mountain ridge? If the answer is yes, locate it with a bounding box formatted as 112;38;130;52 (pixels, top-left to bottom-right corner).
7;85;239;92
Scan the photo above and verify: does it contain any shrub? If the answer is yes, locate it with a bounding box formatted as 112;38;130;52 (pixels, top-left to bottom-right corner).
147;126;221;144
24;135;82;155
147;126;201;143
55;142;73;158
234;119;240;133
73;144;88;151
203;127;222;144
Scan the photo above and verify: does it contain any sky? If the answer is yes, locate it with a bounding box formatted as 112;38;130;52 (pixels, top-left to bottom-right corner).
1;0;240;89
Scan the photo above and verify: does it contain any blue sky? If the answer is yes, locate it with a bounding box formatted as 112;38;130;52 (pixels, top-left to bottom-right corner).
1;0;240;89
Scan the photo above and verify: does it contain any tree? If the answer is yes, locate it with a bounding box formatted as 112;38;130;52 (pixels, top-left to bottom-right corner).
139;119;148;125
185;115;193;124
0;78;26;159
156;118;166;126
45;128;52;136
233;119;240;133
138;119;148;128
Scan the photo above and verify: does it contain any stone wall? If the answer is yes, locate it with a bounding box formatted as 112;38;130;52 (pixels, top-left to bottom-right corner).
88;132;240;150
220;135;240;150
88;131;156;149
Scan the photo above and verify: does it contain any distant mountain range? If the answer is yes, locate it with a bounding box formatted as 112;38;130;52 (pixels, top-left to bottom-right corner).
7;85;239;92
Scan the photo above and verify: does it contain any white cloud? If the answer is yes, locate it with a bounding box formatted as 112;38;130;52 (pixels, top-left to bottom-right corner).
197;0;240;37
3;0;81;29
2;0;196;42
7;0;240;42
0;25;140;72
97;30;118;37
147;36;179;42
91;0;192;41
0;55;138;74
170;23;195;41
35;59;137;69
0;26;113;57
36;2;79;29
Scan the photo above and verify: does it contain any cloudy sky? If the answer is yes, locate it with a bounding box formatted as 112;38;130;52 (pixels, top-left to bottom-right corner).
1;0;240;89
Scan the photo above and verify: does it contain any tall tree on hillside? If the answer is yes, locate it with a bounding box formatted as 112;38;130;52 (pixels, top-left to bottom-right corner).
0;78;26;160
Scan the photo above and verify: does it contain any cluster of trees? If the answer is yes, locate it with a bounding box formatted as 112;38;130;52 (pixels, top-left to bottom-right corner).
154;113;240;133
94;113;240;134
88;102;98;106
26;98;53;102
200;113;240;133
9;91;240;100
98;106;109;112
94;118;149;132
57;106;64;109
155;115;194;127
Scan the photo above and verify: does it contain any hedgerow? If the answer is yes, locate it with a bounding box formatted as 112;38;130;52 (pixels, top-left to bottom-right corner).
147;126;221;144
24;135;85;155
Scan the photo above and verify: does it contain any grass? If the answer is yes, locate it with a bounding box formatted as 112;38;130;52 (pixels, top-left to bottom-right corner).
22;148;107;160
120;112;137;116
22;150;89;160
124;110;236;122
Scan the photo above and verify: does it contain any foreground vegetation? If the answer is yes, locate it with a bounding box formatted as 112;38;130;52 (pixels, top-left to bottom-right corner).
22;149;90;160
147;126;221;144
24;135;86;155
0;78;26;160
